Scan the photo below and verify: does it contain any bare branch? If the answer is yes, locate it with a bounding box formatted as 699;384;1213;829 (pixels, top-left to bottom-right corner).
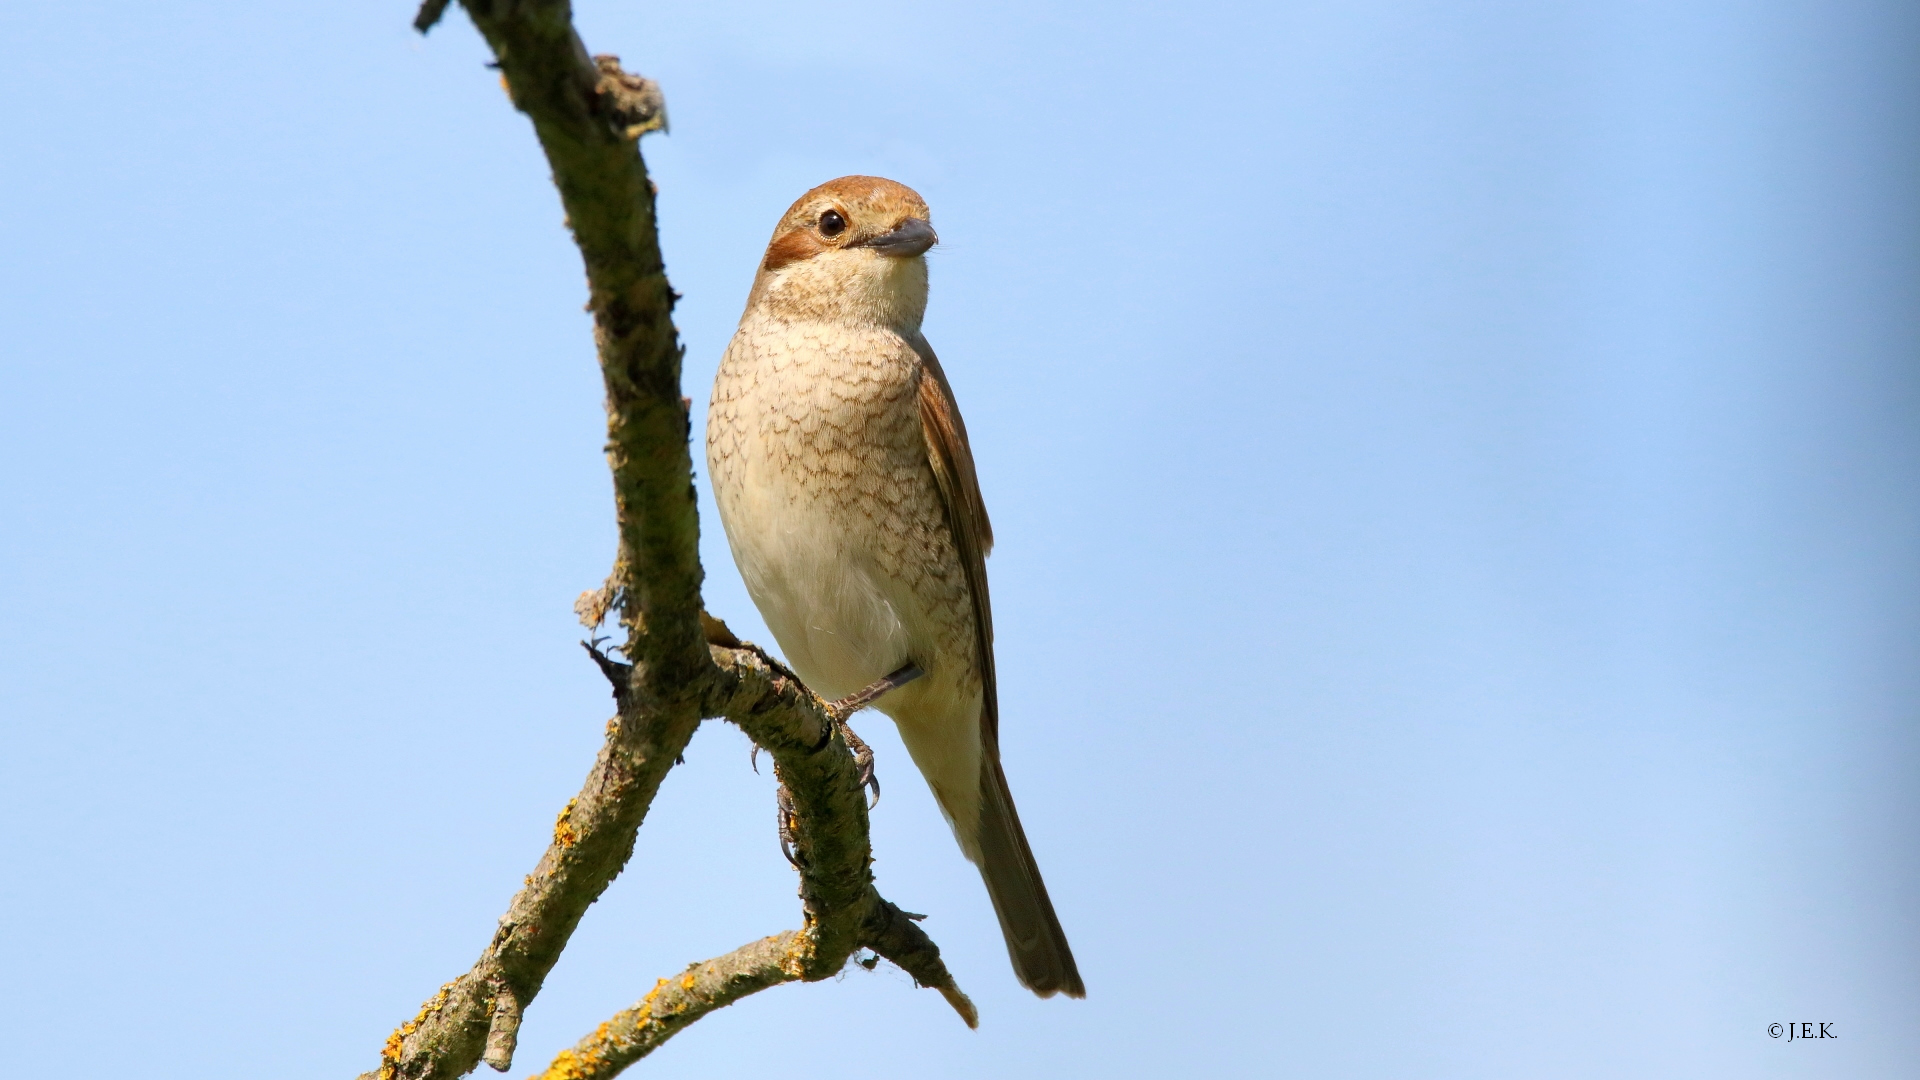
378;635;980;1080
367;2;702;1075
480;977;522;1071
705;644;977;1019
362;701;699;1080
525;897;980;1080
863;897;979;1029
523;647;977;1080
529;934;804;1080
412;0;452;34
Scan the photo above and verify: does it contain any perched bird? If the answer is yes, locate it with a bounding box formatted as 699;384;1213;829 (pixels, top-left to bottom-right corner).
706;176;1083;998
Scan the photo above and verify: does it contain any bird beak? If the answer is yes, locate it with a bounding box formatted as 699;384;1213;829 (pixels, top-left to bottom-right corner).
852;216;938;258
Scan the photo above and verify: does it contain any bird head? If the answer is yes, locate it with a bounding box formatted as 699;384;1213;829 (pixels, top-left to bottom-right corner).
746;175;937;329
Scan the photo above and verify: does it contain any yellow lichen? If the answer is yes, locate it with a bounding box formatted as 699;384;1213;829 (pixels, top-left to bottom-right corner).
553;798;580;848
378;982;455;1077
622;981;665;1028
539;1047;595;1080
779;932;815;978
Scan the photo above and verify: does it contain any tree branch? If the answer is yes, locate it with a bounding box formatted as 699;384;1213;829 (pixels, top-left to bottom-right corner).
367;4;699;1077
704;643;976;1022
861;898;980;1029
520;649;978;1080
527;904;976;1080
530;933;805;1080
364;699;699;1080
412;0;452;34
365;6;971;1077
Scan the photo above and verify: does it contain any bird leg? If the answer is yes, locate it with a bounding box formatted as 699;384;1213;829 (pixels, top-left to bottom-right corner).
825;663;922;807
826;663;925;722
772;663;924;863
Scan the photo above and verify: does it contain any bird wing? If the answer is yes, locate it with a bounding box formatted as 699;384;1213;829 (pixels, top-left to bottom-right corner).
909;333;998;743
911;334;1084;998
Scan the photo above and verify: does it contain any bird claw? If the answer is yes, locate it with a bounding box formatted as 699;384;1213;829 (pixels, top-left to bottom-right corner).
771;726;873;865
772;663;923;859
834;718;882;808
776;782;803;867
820;663;923;809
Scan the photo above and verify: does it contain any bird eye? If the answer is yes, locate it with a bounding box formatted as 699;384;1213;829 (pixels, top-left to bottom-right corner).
818;209;847;238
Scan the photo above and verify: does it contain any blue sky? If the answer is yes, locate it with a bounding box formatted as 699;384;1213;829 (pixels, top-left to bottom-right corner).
1;1;1914;1077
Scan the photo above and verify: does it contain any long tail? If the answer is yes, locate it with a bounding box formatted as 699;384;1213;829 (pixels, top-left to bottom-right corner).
973;754;1085;998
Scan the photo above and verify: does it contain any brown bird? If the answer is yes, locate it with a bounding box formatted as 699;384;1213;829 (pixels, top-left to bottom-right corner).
706;176;1083;998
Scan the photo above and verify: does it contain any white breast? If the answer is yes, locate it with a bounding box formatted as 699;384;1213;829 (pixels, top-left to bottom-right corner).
706;314;922;700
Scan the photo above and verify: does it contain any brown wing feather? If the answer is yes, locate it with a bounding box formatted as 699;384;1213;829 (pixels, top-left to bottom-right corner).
911;334;1084;999
911;334;997;740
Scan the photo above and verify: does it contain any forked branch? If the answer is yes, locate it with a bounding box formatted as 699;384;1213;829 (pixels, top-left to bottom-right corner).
521;646;977;1080
363;5;971;1079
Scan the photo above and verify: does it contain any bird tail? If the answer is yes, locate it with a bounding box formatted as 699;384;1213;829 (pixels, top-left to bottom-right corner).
974;754;1085;998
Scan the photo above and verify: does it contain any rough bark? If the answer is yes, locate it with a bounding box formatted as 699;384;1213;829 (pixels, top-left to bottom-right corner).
362;5;972;1079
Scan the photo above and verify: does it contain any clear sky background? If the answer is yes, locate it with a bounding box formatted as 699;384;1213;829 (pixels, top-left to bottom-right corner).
2;1;1914;1077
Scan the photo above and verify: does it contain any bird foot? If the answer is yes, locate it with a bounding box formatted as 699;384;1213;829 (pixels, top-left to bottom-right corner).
772;663;926;861
824;663;923;808
835;719;881;807
776;782;803;867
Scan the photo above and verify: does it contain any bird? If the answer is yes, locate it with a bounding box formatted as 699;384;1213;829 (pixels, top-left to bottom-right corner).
705;175;1083;999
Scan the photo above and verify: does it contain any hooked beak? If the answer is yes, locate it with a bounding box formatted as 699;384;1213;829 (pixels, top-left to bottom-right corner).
852;216;937;258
